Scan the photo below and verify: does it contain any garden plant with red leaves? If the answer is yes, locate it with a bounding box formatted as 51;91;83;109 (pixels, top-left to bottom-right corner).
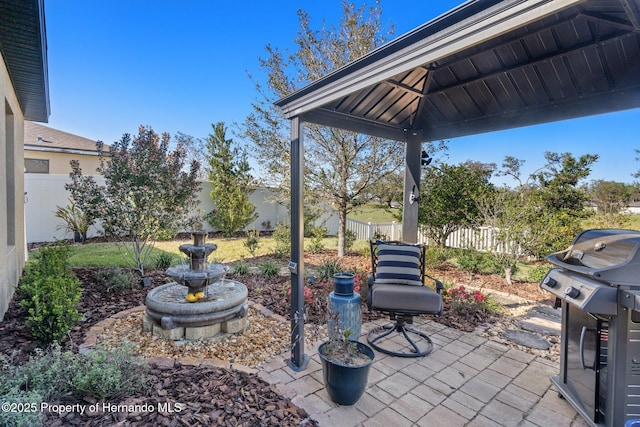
445;284;500;316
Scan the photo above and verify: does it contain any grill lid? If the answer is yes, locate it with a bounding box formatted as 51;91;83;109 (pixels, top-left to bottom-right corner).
546;229;640;286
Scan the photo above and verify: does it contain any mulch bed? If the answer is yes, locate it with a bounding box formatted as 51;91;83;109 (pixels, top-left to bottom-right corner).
0;248;545;426
45;364;313;426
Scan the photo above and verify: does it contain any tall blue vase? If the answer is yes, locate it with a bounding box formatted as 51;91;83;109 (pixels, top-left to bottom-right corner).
329;273;362;341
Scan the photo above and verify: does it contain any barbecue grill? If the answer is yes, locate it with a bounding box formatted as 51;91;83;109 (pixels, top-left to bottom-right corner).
540;229;640;427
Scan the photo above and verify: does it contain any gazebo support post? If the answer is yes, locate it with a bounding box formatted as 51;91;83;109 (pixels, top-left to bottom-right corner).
402;130;422;244
287;116;309;371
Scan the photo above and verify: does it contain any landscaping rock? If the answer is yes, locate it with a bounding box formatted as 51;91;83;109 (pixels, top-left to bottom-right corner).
517;312;561;336
532;304;562;319
501;329;551;350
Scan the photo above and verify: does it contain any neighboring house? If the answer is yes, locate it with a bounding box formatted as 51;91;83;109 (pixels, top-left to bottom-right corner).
0;0;50;320
24;121;103;175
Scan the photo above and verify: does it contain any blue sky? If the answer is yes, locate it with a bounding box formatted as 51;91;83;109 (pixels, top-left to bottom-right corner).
44;1;640;185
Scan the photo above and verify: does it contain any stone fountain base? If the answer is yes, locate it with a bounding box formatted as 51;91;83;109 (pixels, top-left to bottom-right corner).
144;279;249;341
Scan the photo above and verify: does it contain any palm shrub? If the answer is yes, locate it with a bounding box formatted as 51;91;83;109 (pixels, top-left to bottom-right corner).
54;199;91;240
18;243;82;345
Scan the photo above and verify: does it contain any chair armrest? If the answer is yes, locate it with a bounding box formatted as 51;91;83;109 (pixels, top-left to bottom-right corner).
367;273;375;287
434;280;444;295
367;273;375;312
424;273;444;294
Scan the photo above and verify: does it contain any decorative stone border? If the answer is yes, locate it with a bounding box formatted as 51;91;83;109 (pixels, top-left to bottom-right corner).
79;301;288;375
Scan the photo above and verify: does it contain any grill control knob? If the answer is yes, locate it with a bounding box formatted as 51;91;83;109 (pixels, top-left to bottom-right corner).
542;276;557;288
565;286;580;299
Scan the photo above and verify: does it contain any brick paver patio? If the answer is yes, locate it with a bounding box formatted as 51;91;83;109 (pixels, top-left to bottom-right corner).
257;318;589;427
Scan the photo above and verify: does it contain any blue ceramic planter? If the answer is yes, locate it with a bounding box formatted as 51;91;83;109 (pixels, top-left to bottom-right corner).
318;341;375;405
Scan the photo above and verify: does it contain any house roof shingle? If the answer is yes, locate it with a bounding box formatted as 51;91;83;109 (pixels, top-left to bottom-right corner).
24;121;106;154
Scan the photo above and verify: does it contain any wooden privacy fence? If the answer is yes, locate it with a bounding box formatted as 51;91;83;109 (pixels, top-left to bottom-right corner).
347;219;518;254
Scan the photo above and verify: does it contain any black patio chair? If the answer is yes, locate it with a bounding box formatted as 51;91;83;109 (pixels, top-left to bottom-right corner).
367;240;443;357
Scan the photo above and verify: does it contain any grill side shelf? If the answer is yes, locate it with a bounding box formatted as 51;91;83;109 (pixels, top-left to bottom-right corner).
540;269;618;316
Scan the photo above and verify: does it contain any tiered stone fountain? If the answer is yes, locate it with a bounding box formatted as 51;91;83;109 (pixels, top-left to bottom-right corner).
144;231;249;341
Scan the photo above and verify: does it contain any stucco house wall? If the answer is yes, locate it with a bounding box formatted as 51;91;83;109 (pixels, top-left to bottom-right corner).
0;53;27;319
0;0;50;320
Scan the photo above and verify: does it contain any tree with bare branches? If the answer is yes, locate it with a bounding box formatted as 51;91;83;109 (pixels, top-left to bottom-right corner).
242;1;403;257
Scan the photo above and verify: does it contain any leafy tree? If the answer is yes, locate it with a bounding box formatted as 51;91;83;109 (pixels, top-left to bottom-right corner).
530;151;598;255
66;126;201;275
205;122;258;236
477;151;598;284
474;187;548;284
242;1;403;257
533;152;599;212
418;161;494;247
584;180;636;228
588;180;634;215
367;170;403;208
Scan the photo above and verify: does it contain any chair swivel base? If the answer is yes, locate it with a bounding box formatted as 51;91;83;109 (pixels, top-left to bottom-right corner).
367;320;434;358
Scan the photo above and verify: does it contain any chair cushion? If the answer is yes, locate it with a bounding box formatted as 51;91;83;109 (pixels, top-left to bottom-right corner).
370;283;442;313
374;241;422;286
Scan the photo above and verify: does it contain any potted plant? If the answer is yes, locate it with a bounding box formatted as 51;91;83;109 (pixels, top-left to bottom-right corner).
318;326;375;405
55;199;90;243
319;275;375;406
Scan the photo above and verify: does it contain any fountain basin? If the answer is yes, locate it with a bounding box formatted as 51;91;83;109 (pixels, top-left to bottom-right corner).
144;279;248;341
165;262;229;295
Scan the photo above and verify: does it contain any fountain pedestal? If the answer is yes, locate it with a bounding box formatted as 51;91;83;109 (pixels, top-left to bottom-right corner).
143;232;249;341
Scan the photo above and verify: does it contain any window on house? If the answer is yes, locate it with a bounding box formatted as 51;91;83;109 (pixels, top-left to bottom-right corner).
24;158;49;174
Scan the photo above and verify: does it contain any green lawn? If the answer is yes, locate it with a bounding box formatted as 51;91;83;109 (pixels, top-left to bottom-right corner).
627;215;640;230
65;236;370;269
348;203;399;223
67;238;278;268
58;209;640;271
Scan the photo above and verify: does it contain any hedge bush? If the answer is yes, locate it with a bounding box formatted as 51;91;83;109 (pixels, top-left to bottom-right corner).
18;243;82;345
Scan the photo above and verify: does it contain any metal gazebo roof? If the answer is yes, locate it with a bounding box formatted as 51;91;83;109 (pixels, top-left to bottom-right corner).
276;0;640;142
276;0;640;370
